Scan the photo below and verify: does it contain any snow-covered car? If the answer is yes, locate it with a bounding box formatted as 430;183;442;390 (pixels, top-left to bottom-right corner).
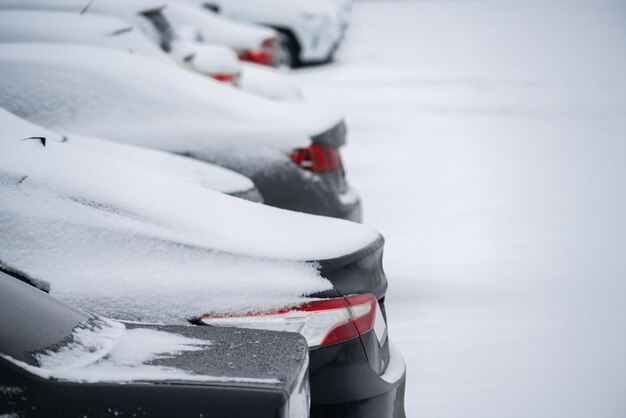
0;1;244;84
67;135;262;202
0;270;310;418
0;5;301;98
0;109;406;417
171;0;346;67
0;9;167;60
164;1;282;67
0;43;362;220
239;62;304;102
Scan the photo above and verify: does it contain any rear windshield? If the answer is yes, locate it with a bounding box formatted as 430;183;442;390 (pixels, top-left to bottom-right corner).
0;271;89;366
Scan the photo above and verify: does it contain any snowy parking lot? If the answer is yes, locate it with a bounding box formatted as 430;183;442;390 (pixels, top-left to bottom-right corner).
296;1;626;416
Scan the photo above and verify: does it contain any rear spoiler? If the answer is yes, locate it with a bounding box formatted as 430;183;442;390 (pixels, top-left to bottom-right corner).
314;235;387;300
311;120;347;148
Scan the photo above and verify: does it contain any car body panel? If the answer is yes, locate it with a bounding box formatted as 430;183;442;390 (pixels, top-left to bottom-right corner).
0;272;310;417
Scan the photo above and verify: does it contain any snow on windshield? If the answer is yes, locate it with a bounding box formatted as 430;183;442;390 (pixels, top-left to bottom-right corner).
0;111;378;323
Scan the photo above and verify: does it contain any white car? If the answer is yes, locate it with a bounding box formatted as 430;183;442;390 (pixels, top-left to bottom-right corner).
164;1;282;67
0;43;362;221
171;0;346;67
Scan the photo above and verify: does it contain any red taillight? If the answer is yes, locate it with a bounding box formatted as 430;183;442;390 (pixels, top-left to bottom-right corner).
238;38;279;67
290;142;340;173
210;73;239;84
201;294;378;348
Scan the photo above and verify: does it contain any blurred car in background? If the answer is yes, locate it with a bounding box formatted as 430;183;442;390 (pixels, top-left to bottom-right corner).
0;270;310;418
0;43;362;220
171;0;348;67
0;3;304;98
0;1;244;83
1;108;405;418
164;1;282;67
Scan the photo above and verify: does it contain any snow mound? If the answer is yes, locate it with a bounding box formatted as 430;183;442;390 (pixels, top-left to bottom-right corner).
66;135;256;195
0;110;379;323
0;43;343;161
0;10;167;61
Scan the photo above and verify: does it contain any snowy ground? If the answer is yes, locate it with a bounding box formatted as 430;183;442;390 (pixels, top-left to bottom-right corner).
295;1;626;417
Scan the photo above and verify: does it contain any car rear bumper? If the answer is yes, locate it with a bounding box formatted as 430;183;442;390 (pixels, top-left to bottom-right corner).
309;337;406;418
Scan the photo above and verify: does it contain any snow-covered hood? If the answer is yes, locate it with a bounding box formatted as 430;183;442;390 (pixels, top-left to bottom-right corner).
0;110;380;323
0;10;168;61
0;43;344;156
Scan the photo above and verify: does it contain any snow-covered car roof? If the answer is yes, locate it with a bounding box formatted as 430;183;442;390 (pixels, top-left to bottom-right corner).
0;10;168;61
0;109;379;324
0;43;343;157
164;1;277;51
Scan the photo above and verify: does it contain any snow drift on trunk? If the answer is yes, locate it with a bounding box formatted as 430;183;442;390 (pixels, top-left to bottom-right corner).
0;110;379;323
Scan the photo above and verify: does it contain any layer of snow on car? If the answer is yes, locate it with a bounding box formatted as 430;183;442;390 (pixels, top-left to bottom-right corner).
0;43;343;167
67;135;256;196
0;10;168;61
240;62;304;102
172;0;345;63
164;1;276;52
2;318;278;384
0;110;379;323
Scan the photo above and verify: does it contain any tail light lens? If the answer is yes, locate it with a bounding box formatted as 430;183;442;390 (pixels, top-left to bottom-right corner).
210;73;240;85
238;38;279;67
201;294;377;348
290;142;340;173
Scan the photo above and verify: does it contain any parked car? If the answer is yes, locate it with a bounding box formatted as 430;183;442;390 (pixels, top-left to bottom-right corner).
0;43;362;220
0;9;166;59
171;0;347;67
0;109;406;417
0;4;244;84
0;103;261;200
164;1;282;67
0;6;304;99
0;269;310;418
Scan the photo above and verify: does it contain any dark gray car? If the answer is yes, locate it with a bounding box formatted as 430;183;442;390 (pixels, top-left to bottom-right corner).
0;269;310;417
